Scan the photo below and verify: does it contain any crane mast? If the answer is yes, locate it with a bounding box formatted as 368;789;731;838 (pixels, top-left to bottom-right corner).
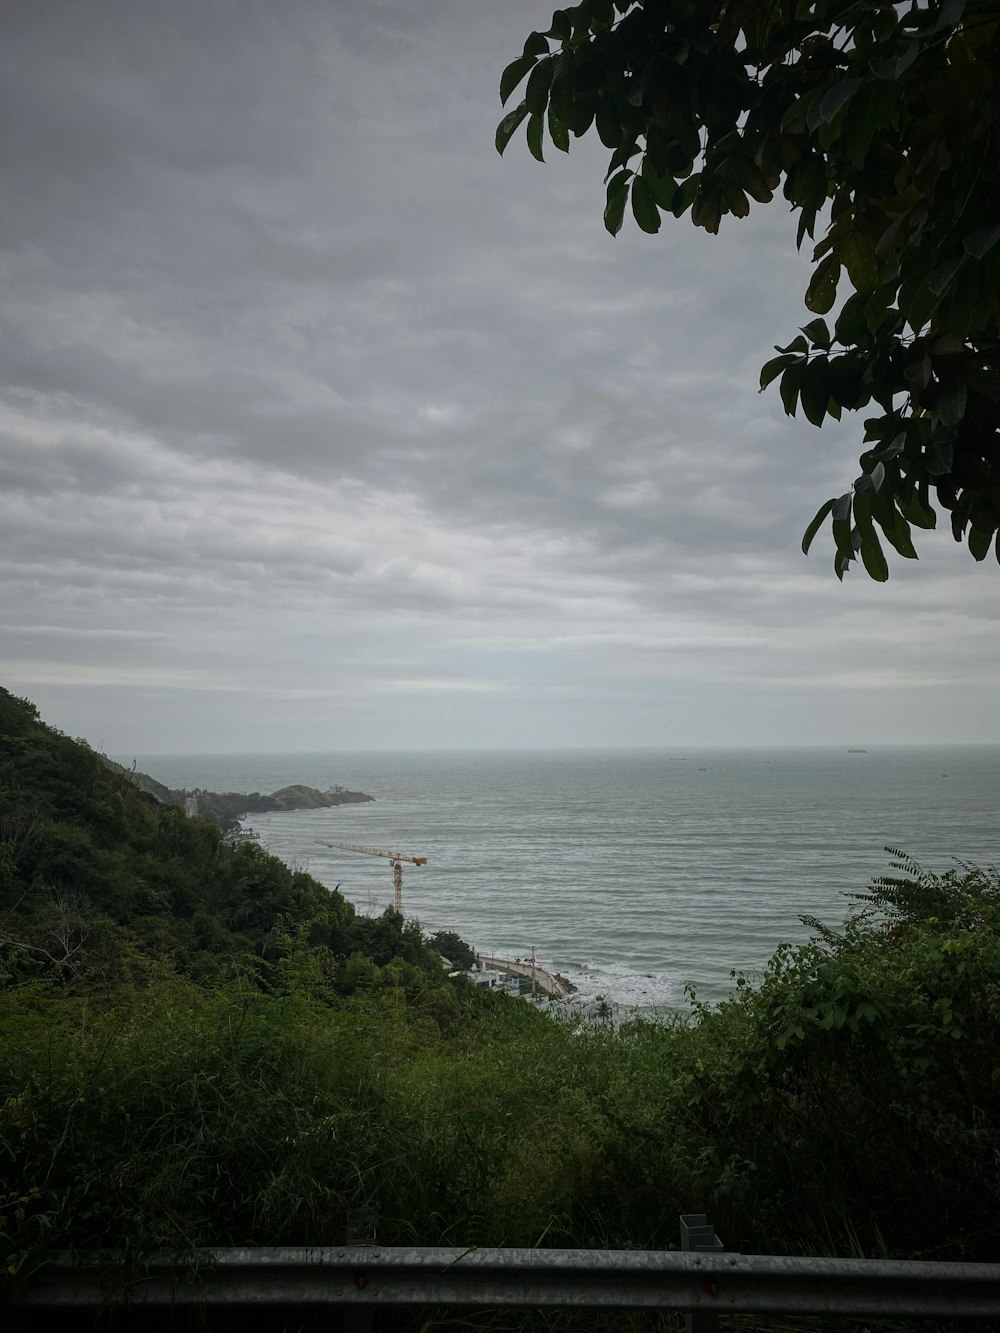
321;840;428;913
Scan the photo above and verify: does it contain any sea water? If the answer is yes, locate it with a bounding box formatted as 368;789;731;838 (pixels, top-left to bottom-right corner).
115;747;1000;1009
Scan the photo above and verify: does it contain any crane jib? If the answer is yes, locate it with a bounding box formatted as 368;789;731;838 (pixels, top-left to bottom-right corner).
320;841;428;912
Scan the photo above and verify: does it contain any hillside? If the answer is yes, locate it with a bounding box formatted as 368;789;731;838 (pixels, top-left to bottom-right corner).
2;685;999;1320
0;687;447;987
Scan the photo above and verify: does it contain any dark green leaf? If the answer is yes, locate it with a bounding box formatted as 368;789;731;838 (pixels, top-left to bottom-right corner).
938;381;968;427
729;156;773;204
547;49;571;119
544;8;572;42
496;102;529;155
548;106;570;153
899;488;937;530
875;208;910;261
871;41;919;81
926;432;954;476
968;525;992;561
841;81;896;166
831;492;856;567
590;0;614;29
834;293;867;346
779;361;806;417
802;498;836;554
800;358;830;427
603;171;631;236
855;506;889;581
759;353;800;391
951;497;970;542
671;110;702;165
878;510;918;560
817;78;861;126
526;111;545;162
692;182;723;235
671;174;700;218
566;98;596;137
929;0;966;36
630;176;660;234
928;253;965;297
793;157;827;211
805;255;840;314
641;158;676;210
721;179;750;219
903;355;932;388
500;55;537;106
899;273;940;334
828;355;867;409
605;140;640;180
801;318;831;350
796;206;818;250
775;334;808;356
596;100;623;149
864;284;900;334
878;432;907;461
523;31;549;58
524;58;554;115
858;461;890;498
839;228;878;292
605;167;631;204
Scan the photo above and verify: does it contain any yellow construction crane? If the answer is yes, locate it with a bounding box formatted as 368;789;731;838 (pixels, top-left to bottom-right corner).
321;840;427;913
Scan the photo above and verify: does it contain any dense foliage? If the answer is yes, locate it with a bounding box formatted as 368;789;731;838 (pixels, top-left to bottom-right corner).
2;687;999;1324
0;688;445;990
498;0;1000;578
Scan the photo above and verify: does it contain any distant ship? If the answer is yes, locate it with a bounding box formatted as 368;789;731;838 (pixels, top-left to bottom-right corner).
847;747;867;753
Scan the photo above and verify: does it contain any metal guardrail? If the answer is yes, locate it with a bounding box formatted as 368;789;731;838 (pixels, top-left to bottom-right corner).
11;1218;1000;1325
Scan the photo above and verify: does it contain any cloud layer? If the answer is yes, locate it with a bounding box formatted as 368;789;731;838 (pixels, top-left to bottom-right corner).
2;0;998;752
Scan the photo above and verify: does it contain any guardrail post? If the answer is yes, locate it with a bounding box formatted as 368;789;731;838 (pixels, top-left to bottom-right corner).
680;1213;727;1333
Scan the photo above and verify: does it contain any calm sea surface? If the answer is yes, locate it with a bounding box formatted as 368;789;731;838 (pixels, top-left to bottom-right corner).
114;748;1000;1009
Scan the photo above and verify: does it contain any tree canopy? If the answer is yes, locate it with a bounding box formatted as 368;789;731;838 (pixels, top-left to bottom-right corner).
497;0;1000;579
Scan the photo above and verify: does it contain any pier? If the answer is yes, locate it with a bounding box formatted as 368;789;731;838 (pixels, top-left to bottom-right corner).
475;954;574;999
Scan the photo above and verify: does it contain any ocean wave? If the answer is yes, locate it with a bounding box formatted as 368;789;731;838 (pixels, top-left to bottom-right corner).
557;958;686;1011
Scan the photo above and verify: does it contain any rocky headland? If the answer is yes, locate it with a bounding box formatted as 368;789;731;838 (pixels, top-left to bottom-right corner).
102;759;374;831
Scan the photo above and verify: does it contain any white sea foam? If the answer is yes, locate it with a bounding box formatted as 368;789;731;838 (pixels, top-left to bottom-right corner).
559;959;686;1011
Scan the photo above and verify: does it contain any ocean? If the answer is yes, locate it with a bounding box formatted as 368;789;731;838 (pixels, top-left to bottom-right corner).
114;746;1000;1010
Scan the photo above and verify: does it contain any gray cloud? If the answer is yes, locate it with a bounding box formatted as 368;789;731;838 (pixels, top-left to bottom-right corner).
1;0;998;751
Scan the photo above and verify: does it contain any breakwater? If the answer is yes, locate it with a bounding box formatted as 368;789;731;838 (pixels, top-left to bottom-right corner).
475;954;574;999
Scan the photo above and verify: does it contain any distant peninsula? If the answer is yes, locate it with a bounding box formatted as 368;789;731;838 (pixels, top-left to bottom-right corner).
102;759;374;831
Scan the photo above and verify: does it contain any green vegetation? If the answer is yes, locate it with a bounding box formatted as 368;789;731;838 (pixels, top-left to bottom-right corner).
428;928;478;970
497;0;1000;578
2;686;999;1317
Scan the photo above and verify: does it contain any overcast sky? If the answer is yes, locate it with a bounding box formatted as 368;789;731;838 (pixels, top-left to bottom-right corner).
2;0;998;754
